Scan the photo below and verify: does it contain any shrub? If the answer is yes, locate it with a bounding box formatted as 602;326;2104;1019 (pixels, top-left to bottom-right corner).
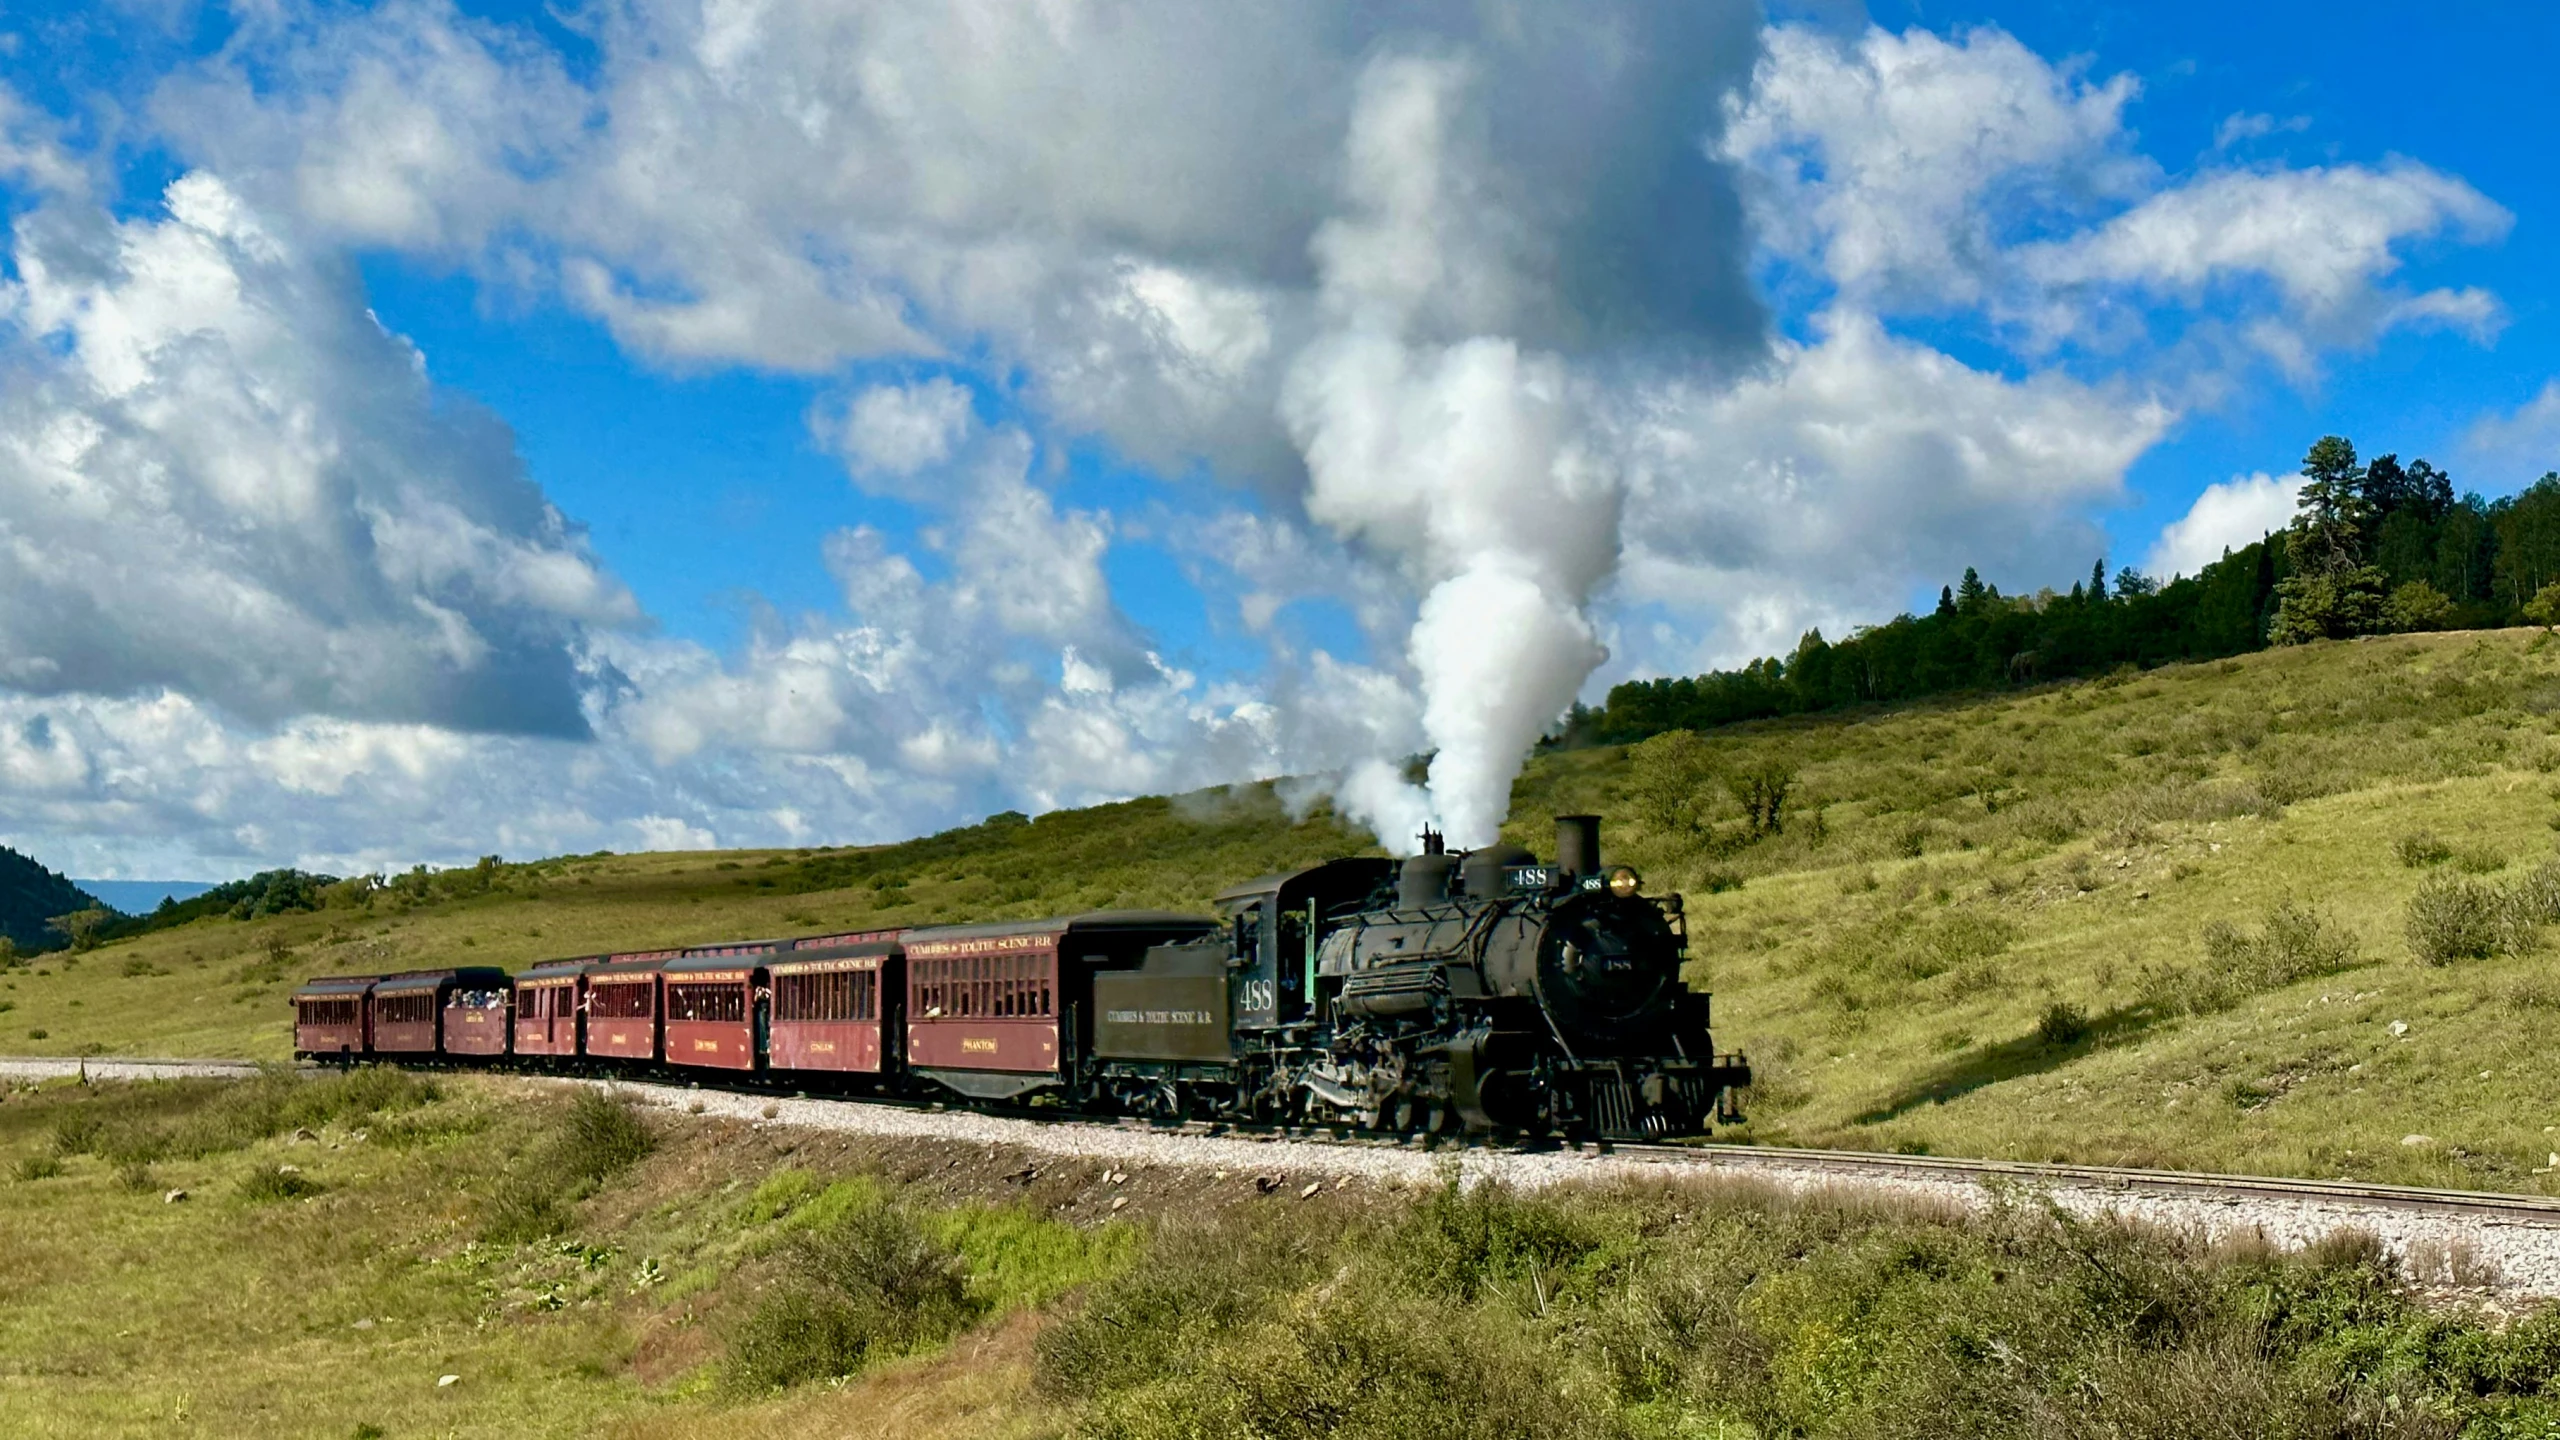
2036;1001;2091;1047
237;1164;321;1202
2408;875;2504;965
478;1089;656;1242
2454;845;2509;875
482;1178;573;1244
1037;1214;1331;1405
2145;904;2359;1014
2383;579;2454;633
2395;830;2452;867
556;1088;655;1189
13;1153;63;1181
725;1197;977;1391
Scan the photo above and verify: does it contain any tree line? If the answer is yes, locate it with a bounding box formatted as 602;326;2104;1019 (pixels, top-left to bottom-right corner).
1560;438;2560;746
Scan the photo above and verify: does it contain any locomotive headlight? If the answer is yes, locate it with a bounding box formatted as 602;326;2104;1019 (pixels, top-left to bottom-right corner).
1606;866;1641;898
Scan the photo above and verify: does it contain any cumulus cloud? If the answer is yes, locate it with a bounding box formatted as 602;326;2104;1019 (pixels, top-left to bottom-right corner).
833;377;978;480
2464;380;2560;485
1730;24;2509;368
1613;311;2173;671
2142;472;2301;580
0;168;635;735
1724;24;2148;307
2021;162;2511;363
0;6;2518;875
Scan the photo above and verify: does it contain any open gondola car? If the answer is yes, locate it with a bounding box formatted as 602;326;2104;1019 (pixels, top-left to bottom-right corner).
369;968;511;1059
442;970;514;1058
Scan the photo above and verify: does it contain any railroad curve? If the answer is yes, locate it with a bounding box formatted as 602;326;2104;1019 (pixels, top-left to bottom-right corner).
10;1055;2559;1299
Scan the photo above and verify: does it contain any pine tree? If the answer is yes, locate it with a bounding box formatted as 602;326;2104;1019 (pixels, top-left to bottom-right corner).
2088;559;2108;602
1955;566;1987;612
2270;436;2389;643
1936;585;1957;618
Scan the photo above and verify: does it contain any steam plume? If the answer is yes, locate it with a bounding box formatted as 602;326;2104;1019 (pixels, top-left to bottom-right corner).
1283;56;1624;849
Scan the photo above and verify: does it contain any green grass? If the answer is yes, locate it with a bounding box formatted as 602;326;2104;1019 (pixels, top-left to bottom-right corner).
11;1065;2560;1437
22;627;2560;1191
0;1072;1138;1436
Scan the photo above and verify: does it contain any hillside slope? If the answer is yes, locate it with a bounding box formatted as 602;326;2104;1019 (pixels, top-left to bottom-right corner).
0;847;102;954
16;628;2560;1191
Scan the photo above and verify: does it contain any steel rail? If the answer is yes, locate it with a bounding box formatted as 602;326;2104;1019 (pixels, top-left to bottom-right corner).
15;1053;2560;1225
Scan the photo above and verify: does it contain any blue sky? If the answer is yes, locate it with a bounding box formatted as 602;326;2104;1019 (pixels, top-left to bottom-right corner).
0;0;2549;879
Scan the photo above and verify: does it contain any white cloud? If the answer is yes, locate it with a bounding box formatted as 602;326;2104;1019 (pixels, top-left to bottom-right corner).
831;377;978;482
0;170;636;735
0;8;2517;876
2213;111;2309;150
1730;24;2510;370
2143;472;2300;580
1723;24;2148;305
1612;309;2173;672
2021;162;2511;361
2463;380;2560;486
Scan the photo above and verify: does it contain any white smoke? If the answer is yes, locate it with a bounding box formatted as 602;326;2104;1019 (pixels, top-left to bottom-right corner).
1281;56;1624;849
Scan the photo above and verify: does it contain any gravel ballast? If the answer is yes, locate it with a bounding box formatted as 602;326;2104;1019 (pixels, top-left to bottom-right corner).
622;1080;2560;1299
10;1056;2553;1299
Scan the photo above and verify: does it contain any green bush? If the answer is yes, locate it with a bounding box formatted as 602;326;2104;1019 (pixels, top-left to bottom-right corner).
555;1089;654;1189
237;1164;320;1202
725;1196;978;1391
43;1067;440;1167
2145;902;2360;1013
1035;1179;2560;1440
481;1177;574;1244
2408;874;2506;965
2395;830;2452;867
2036;1001;2091;1047
478;1088;656;1243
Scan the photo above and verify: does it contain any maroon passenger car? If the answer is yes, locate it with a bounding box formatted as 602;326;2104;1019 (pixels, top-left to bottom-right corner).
512;956;592;1059
662;941;779;1072
293;974;375;1061
370;967;512;1057
767;931;904;1076
903;912;1219;1100
583;951;677;1063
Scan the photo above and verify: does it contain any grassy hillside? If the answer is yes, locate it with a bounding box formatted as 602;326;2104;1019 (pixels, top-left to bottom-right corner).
16;628;2560;1190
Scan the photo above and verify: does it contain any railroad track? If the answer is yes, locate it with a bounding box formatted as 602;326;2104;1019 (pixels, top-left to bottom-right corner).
20;1050;2560;1240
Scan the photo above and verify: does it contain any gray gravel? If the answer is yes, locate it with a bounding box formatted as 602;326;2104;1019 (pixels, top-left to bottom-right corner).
618;1080;2560;1299
10;1057;2551;1299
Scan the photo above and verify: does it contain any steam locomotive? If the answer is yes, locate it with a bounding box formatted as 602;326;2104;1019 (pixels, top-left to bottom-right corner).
294;815;1750;1140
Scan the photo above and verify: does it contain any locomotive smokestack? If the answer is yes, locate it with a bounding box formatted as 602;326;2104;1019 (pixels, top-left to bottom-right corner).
1555;815;1601;878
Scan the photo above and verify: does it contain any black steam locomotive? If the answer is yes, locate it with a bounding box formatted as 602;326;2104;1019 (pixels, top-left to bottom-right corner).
297;815;1749;1141
1091;815;1750;1138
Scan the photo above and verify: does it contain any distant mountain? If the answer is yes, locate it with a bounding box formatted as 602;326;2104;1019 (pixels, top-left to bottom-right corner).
0;847;104;953
73;880;216;915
